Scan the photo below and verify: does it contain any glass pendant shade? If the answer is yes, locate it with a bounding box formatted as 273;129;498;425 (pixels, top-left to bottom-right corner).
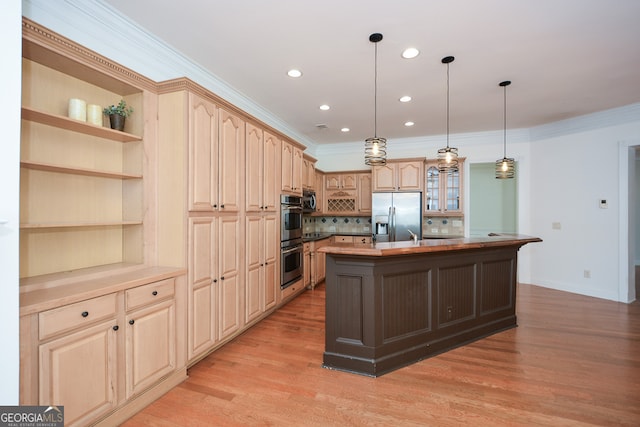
495;80;514;179
437;56;458;173
364;32;387;166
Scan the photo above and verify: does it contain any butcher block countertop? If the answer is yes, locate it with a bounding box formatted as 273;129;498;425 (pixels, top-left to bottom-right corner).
318;234;542;257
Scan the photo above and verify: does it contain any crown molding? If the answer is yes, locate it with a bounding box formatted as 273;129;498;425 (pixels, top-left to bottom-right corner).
22;0;318;150
529;102;640;140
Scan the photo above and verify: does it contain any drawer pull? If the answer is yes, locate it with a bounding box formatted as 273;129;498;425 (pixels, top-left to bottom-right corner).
152;291;158;296
81;311;89;318
113;325;119;331
129;319;135;325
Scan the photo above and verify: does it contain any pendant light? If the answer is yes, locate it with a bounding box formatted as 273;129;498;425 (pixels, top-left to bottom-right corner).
495;80;515;179
437;56;459;173
364;32;387;166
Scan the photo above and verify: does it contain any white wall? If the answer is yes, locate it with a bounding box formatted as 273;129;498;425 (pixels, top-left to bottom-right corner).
528;120;640;301
1;0;22;405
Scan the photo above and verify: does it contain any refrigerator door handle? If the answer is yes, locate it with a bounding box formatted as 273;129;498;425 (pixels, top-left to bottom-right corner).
391;206;396;241
388;207;393;241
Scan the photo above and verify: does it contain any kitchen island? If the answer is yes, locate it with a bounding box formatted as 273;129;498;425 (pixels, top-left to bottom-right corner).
318;234;541;376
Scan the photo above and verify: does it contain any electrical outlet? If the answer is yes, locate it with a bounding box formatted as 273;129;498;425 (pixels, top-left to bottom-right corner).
584;270;591;279
552;222;561;230
599;199;608;209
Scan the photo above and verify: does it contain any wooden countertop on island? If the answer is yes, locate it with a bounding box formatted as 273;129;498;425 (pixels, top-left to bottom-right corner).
318;234;542;257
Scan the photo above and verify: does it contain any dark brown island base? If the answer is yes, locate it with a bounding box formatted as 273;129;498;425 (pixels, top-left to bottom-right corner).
318;235;542;377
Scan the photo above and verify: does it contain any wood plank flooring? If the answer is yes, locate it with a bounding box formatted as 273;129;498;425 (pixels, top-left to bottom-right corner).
122;283;640;426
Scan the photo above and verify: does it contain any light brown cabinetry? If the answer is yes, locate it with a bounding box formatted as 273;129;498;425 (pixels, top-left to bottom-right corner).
424;158;464;215
245;214;278;324
20;21;153;279
282;140;303;195
357;173;372;214
312;238;331;287
25;271;183;427
326;173;357;190
303;242;312;288
124;280;176;399
302;155;316;190
38;297;118;427
372;160;423;192
314;170;325;214
246;124;279;212
323;171;370;216
189;93;244;212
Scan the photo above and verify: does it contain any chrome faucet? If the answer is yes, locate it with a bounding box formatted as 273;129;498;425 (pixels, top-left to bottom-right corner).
407;229;418;243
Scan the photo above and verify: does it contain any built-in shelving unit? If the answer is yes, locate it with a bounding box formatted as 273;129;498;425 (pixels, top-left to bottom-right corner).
20;18;153;279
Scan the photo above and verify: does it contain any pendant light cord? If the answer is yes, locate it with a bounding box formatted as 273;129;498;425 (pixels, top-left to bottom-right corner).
503;83;507;158
374;41;378;138
446;61;450;149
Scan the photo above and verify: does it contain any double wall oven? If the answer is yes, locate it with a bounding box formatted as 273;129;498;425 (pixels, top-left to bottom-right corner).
280;195;303;289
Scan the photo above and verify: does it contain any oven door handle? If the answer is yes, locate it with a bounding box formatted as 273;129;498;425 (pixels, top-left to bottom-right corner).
281;245;302;255
284;206;303;213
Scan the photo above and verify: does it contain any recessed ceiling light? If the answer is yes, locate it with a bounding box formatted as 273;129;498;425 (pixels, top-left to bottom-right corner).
287;69;302;78
341;127;350;132
319;104;330;111
399;95;412;103
402;47;420;59
404;121;415;127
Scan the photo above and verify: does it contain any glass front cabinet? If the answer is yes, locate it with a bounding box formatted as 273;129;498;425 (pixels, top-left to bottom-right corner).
424;158;464;215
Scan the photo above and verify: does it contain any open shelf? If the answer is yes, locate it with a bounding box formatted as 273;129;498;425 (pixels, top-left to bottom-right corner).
20;160;142;180
20;221;142;229
21;106;142;142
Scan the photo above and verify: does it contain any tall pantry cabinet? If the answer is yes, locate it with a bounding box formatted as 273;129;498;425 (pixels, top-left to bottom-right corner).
157;80;245;363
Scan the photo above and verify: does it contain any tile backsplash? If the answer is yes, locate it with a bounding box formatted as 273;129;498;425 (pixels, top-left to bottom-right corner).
303;216;372;234
422;216;464;237
304;215;464;237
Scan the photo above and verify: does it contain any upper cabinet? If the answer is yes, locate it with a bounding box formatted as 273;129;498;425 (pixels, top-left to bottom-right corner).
302;155;316;191
357;173;372;214
20;18;157;279
188;94;244;212
424;158;465;215
323;171;369;216
325;173;357;191
246;123;279;212
282;140;303;195
372;160;423;192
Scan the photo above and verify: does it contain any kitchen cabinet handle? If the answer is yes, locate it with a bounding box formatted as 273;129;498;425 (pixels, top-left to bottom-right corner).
113;325;119;331
220;276;225;280
213;204;218;208
152;290;158;296
213;279;217;283
220;204;225;208
129;319;135;325
81;311;89;318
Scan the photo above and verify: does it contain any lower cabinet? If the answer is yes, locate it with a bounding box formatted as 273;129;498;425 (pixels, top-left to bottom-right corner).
39;318;118;426
28;272;183;427
312;238;331;287
303;242;311;288
125;286;176;399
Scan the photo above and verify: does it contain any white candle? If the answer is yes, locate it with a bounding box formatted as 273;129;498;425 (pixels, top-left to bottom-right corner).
68;98;86;121
87;104;102;126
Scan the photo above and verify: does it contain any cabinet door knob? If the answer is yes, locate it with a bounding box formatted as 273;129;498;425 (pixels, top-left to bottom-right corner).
113;325;119;331
220;204;225;208
152;290;158;296
213;279;217;283
129;319;135;325
81;311;89;318
220;276;225;280
213;204;218;208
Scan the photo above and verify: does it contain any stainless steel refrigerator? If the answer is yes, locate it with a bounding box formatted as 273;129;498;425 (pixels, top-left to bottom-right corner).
372;192;422;242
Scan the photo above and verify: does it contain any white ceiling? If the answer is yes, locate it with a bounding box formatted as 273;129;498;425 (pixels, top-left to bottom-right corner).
103;0;640;145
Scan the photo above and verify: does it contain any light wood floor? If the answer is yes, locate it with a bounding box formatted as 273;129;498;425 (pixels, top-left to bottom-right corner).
123;283;640;426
